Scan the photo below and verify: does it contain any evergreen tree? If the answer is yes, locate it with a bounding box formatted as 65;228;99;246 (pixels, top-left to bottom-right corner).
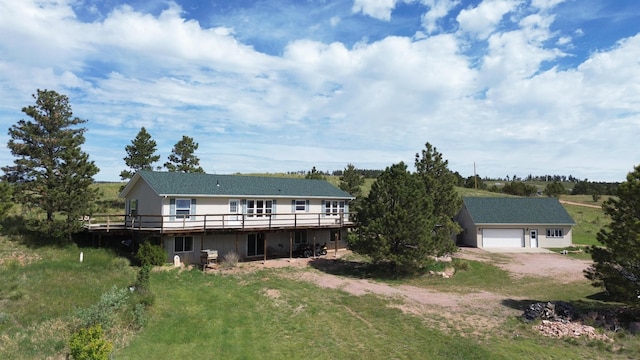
305;166;325;180
585;165;640;303
464;175;487;190
0;181;12;219
120;127;160;180
164;136;204;173
2;89;100;242
351;162;436;274
543;181;566;197
339;163;364;219
414;142;460;255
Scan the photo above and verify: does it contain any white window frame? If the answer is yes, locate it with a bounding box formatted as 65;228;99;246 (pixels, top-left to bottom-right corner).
325;200;345;216
294;199;307;212
174;236;193;253
175;198;191;219
546;228;564;238
246;199;273;218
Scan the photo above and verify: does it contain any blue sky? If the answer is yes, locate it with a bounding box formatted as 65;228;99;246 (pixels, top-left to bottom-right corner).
0;0;638;182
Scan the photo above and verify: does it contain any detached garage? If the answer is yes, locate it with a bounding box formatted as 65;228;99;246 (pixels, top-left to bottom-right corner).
455;197;575;249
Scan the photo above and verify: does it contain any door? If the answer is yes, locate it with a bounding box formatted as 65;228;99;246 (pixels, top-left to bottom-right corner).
482;229;524;247
530;229;538;248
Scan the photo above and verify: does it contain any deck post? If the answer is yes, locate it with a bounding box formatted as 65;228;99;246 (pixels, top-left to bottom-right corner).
263;232;267;264
289;231;293;262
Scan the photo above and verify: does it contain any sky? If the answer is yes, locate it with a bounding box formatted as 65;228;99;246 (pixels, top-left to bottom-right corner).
0;0;639;182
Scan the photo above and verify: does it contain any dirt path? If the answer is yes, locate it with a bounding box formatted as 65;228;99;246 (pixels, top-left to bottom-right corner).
266;249;593;335
559;200;602;209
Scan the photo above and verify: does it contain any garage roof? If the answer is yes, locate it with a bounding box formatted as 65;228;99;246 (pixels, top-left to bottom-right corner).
462;197;576;225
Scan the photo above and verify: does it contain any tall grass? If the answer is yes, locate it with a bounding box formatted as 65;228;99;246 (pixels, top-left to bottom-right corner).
0;238;136;358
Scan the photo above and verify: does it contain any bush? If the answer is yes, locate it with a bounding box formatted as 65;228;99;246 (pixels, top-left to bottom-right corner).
68;324;113;360
76;286;129;329
136;241;166;266
135;265;151;291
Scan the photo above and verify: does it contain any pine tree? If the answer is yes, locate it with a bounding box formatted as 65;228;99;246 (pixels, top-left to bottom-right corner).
164;135;204;173
585;164;640;303
414;142;461;255
2;89;100;242
339;163;364;218
351;162;436;274
305;166;325;180
120;127;160;180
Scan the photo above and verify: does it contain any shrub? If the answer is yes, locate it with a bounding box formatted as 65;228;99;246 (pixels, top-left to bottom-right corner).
135;265;151;291
76;286;129;329
135;241;166;266
68;324;113;360
220;251;239;269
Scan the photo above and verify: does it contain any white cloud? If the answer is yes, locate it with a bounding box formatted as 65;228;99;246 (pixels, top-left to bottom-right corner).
421;0;460;33
456;0;521;39
0;0;638;182
352;0;402;21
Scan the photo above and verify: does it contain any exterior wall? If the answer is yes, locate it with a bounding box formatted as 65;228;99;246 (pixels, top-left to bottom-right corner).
537;226;573;248
125;179;163;216
163;228;349;264
455;206;478;247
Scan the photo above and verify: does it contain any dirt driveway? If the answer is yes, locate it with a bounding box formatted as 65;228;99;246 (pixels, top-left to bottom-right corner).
259;249;593;335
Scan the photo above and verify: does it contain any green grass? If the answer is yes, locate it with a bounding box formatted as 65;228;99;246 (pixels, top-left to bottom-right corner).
562;204;608;246
0;237;136;358
113;265;636;360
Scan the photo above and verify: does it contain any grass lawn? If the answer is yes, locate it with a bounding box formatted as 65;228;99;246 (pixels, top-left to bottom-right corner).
113;264;637;360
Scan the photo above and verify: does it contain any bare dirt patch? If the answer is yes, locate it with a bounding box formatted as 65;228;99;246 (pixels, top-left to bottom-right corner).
208;249;594;337
456;248;592;282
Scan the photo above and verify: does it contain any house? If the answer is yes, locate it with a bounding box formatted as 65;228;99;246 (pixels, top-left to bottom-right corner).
455;197;575;249
87;171;354;264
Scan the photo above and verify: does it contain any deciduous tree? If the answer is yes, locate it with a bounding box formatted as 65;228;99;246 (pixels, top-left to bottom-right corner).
585;165;640;303
120;127;160;180
164;136;204;173
2;89;100;242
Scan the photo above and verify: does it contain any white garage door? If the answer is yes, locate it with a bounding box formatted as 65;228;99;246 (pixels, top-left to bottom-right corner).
482;229;524;248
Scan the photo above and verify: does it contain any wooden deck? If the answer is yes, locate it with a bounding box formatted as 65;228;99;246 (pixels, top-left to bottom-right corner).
84;212;354;235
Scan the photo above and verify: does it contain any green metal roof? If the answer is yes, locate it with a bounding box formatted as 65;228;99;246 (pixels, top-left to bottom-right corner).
462;197;576;225
124;171;354;199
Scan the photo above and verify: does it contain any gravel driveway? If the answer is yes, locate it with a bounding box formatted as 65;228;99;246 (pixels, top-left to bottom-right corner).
256;248;594;335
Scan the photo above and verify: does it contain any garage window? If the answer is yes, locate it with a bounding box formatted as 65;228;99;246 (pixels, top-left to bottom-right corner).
546;228;564;238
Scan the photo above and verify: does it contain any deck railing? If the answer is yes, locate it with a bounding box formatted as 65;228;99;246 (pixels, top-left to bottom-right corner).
84;212;352;233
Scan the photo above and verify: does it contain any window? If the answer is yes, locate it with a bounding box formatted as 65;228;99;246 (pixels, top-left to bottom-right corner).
546;228;564;238
325;200;345;216
128;199;138;216
294;230;308;244
229;200;238;213
246;199;273;217
175;199;191;219
294;200;307;212
247;233;265;256
174;236;193;253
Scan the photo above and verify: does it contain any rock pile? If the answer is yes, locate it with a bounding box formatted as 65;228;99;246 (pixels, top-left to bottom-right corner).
522;301;576;322
535;320;610;341
522;301;611;341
